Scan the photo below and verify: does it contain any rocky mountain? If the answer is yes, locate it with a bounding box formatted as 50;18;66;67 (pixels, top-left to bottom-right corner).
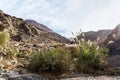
105;25;120;55
25;19;53;32
78;25;120;55
0;10;69;52
78;30;112;44
24;19;70;43
106;24;120;42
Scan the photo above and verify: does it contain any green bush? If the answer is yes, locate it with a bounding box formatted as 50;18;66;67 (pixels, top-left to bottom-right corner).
27;31;108;75
28;39;108;74
75;39;108;73
0;31;10;47
28;47;72;74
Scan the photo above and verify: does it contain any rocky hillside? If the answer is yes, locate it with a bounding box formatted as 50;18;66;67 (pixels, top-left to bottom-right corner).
78;30;112;44
78;25;120;55
0;10;69;52
105;25;120;55
25;19;53;32
25;19;69;43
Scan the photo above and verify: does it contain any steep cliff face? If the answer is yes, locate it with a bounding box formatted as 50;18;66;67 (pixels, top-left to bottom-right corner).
0;10;69;52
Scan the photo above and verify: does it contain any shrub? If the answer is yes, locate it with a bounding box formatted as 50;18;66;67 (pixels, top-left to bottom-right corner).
28;31;108;75
75;39;108;73
28;47;72;74
0;31;10;47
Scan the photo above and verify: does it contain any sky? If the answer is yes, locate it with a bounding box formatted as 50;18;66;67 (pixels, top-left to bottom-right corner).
0;0;120;38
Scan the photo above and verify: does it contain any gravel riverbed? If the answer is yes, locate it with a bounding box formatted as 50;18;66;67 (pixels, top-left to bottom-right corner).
60;76;120;80
0;69;120;80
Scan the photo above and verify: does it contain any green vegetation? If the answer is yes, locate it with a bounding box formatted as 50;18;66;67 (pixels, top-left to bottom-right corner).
0;30;108;75
75;39;108;73
28;40;108;74
28;47;72;74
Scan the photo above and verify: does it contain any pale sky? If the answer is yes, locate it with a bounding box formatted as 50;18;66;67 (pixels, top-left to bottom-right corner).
0;0;120;37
